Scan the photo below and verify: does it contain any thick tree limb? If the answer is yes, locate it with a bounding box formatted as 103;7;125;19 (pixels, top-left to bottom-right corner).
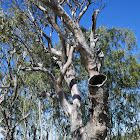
57;46;74;84
87;74;109;139
49;48;62;56
60;37;67;64
55;85;72;116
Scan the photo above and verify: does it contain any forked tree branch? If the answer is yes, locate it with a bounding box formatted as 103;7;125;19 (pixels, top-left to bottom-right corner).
53;56;81;107
43;32;62;56
37;0;77;34
34;2;74;46
36;0;91;57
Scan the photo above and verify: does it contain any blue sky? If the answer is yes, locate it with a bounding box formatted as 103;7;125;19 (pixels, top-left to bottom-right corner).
80;0;140;49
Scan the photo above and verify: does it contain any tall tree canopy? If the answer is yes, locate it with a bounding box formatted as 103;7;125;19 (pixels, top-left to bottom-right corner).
0;0;139;139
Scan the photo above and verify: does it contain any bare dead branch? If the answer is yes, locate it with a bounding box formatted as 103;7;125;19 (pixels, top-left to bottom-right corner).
90;9;100;48
20;65;56;84
99;0;106;11
77;1;94;23
66;0;73;10
90;0;106;48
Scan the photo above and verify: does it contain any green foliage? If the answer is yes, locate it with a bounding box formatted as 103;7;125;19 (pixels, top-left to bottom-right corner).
97;26;139;139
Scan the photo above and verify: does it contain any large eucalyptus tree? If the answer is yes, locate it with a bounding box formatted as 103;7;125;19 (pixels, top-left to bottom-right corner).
1;0;109;139
21;0;109;139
